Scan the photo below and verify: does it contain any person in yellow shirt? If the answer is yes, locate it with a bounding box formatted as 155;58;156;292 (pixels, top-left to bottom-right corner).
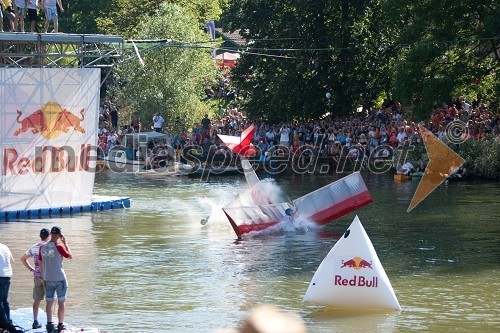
0;0;17;32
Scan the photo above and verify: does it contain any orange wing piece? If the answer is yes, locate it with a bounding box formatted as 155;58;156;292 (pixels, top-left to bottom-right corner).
407;125;465;212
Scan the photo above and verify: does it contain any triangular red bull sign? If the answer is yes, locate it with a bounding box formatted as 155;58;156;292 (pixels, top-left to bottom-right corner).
303;216;401;310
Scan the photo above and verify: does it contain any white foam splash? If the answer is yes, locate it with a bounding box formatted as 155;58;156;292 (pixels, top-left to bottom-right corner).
228;178;290;207
246;216;319;237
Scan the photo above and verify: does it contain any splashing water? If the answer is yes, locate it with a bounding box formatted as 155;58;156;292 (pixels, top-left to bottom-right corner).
191;183;246;226
244;216;319;237
229;178;289;207
198;194;236;226
199;178;296;229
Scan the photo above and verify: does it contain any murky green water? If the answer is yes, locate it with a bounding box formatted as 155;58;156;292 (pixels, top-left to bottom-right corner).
5;172;499;332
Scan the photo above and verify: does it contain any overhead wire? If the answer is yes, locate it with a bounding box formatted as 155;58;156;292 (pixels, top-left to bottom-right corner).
120;35;499;65
125;35;499;52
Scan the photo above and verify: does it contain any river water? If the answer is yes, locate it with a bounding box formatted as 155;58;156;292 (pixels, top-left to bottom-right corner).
4;171;499;333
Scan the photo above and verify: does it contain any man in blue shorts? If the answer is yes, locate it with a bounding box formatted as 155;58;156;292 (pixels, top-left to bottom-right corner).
40;0;63;33
13;0;26;31
39;226;72;333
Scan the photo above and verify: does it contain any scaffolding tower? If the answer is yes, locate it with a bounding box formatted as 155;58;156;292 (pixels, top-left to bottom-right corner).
0;32;124;68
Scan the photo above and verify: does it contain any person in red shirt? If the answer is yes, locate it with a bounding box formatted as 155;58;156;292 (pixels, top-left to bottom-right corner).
291;140;301;155
388;132;399;147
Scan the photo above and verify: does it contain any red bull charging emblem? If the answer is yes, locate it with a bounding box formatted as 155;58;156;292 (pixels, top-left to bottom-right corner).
3;102;92;176
340;256;373;269
335;256;378;288
14;101;85;139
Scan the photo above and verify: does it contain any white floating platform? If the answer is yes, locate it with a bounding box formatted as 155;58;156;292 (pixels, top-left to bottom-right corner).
11;307;99;332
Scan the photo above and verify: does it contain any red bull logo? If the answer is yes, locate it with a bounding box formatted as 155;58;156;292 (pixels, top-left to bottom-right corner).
6;102;91;175
14;101;85;139
334;256;377;288
340;256;373;269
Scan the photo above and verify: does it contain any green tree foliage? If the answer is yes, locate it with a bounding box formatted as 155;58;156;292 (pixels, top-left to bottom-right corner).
221;0;498;121
55;0;497;124
456;139;500;179
107;3;218;132
96;0;162;37
95;0;223;38
221;0;397;120
382;0;499;119
59;0;111;34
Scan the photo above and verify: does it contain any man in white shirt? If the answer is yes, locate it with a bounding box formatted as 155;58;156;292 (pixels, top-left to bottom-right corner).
396;128;407;146
396;160;415;175
153;112;164;133
106;131;117;145
0;242;14;331
279;125;290;147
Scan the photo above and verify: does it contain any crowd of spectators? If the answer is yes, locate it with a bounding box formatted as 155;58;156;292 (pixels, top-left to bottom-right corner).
97;97;123;157
96;93;499;168
204;68;238;104
172;97;498;167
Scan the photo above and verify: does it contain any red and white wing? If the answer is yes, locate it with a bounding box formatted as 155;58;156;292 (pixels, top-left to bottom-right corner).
293;172;373;225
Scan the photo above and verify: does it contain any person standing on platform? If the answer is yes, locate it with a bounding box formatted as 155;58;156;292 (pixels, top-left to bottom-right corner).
26;0;38;32
20;228;50;330
153;112;164;133
0;0;17;32
0;241;14;332
13;0;26;32
39;226;72;333
40;0;63;33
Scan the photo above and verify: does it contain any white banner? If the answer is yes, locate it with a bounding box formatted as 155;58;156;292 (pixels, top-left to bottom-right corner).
0;68;100;212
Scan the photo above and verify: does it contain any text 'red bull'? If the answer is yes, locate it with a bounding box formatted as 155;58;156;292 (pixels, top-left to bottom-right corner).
334;275;378;288
2;145;94;175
